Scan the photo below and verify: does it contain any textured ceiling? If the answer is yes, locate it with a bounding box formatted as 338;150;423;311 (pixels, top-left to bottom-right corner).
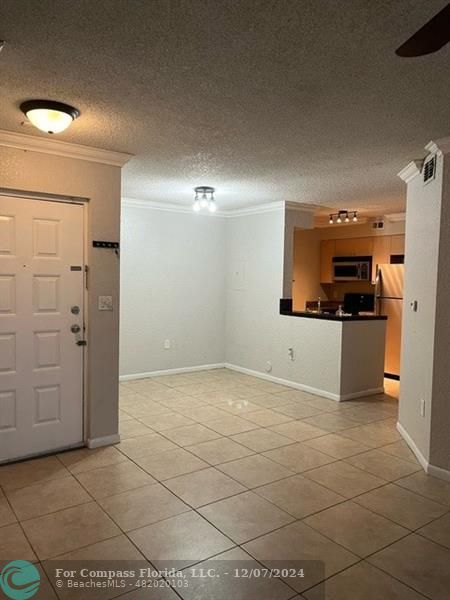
0;0;449;213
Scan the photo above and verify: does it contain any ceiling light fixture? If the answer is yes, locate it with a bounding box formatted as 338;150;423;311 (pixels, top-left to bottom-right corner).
328;210;358;225
193;186;216;213
20;100;80;134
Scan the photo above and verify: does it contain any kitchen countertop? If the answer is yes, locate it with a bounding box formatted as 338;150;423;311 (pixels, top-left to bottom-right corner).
280;310;387;321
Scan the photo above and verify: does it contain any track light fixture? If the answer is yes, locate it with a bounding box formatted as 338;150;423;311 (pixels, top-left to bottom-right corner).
193;186;216;213
329;210;358;225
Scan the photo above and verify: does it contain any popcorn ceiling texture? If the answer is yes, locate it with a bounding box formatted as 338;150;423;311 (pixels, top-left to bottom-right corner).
0;0;448;211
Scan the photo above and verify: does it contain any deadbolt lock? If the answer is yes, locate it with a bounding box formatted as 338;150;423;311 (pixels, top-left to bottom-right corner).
71;305;80;315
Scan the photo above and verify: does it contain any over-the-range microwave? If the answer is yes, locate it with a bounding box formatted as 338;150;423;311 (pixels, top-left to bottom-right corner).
332;256;372;281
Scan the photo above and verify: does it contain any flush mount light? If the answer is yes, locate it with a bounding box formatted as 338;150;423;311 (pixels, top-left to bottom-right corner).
193;186;216;213
20;100;80;134
328;210;358;225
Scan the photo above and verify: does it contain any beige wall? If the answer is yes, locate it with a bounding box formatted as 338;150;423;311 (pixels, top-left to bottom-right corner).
318;220;405;240
292;229;324;310
0;145;122;444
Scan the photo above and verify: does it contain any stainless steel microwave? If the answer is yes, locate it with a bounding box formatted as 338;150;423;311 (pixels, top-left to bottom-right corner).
332;256;372;281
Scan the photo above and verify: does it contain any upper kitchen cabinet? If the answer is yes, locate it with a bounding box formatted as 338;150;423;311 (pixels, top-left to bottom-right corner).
390;234;405;255
334;237;373;257
320;239;335;283
372;236;391;282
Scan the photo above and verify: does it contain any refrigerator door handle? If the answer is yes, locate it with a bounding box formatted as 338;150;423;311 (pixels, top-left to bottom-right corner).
374;268;381;315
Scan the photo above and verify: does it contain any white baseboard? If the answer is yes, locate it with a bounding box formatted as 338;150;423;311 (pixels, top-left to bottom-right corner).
396;421;450;482
87;434;121;449
224;363;382;402
119;363;226;382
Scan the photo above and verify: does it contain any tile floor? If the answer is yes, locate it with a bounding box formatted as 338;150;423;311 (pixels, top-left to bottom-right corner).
1;369;449;599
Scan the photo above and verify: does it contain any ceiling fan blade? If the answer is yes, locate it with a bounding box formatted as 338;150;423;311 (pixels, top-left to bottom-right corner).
396;3;450;57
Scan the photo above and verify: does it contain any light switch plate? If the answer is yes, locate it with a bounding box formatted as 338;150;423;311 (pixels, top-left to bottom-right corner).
98;295;113;311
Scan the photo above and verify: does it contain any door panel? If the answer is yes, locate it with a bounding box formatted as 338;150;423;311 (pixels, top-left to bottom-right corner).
383;298;402;377
0;196;84;462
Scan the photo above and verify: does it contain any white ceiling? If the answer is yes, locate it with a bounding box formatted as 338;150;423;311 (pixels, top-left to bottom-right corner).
0;0;449;214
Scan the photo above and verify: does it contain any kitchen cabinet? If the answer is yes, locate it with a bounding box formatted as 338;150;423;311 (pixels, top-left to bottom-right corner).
372;236;391;282
320;239;335;283
334;237;373;257
390;234;405;255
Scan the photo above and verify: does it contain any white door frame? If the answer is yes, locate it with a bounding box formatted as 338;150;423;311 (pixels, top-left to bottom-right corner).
0;187;90;460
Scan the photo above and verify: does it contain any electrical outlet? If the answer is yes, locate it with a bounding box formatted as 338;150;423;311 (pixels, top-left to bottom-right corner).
288;347;295;361
164;339;171;350
265;361;272;373
420;399;426;417
411;300;418;312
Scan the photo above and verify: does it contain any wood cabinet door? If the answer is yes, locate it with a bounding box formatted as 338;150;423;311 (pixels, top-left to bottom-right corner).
334;237;373;256
390;234;405;255
320;239;335;283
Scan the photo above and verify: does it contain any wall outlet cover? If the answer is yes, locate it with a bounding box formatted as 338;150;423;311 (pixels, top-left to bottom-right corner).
98;296;113;311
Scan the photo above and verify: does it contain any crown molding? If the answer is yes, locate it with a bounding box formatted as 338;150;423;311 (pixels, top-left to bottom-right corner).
122;197;286;217
425;137;450;157
0;129;132;167
398;160;422;183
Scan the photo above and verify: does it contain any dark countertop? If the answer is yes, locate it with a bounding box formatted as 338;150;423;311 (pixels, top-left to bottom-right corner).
279;298;387;321
280;310;387;322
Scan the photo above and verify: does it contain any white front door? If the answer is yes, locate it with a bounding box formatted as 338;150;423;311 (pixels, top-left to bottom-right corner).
0;196;84;462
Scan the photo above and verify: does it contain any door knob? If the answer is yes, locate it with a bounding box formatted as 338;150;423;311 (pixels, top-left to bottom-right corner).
71;324;81;334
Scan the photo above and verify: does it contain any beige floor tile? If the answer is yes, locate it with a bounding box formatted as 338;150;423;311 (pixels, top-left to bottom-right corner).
152;375;193;387
0;522;37;561
31;565;59;600
345;449;421;481
231;387;271;400
272;403;324;419
304;501;408;557
139;412;195;431
98;484;189;531
417;512;450;549
22;502;120;559
274;390;320;403
158;395;209;409
354;483;448;530
195;390;241;404
303;397;344;412
187;437;254;465
119;418;153;439
269;421;328;442
164;467;246;508
255;475;345;518
303;433;371;459
379;440;419;464
117;433;178;459
301;412;360;432
340;421;400;448
263;443;336;473
205;415;258;436
176;405;231;423
343;404;398;425
395;472;450;506
0;496;17;526
119;409;133;422
75;461;156;499
368;534;450;600
174;383;214;396
161;423;221;446
134;447;209;480
178;546;294;600
199;491;294;544
217;454;293;488
6;476;91;521
57;446;127;474
243;521;358;592
248;381;291;393
129;511;234;570
230;428;293;452
220;400;264;415
247;393;295;409
304;560;427;600
302;461;386;498
0;455;70;491
43;535;148;600
124;401;173;418
243;408;293;427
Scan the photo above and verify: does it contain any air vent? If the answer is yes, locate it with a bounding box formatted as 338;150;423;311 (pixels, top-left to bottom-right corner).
372;219;384;229
423;155;436;184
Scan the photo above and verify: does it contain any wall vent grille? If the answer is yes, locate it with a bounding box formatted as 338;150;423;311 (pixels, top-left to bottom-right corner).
423;155;436;184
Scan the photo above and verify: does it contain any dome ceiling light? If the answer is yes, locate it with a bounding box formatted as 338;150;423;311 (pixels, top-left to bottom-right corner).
193;186;217;213
20;100;80;134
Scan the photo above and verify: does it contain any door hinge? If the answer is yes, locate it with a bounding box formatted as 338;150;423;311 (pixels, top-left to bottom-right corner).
84;265;89;289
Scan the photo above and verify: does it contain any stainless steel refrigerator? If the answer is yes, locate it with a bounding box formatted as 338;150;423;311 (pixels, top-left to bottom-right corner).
375;264;404;378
